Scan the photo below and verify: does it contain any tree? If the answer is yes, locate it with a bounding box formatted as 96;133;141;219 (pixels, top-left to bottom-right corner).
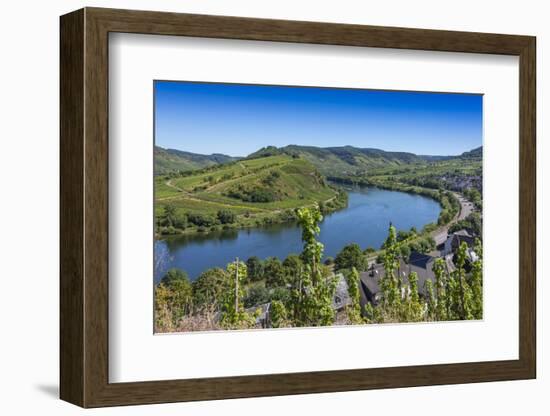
450;242;474;320
283;254;303;283
432;258;448;320
424;279;436;321
244;283;270;308
345;267;363;324
162;204;177;227
469;238;483;319
187;213;217;227
290;205;338;327
168;278;193;322
161;268;189;287
154;283;174;332
399;244;411;261
219;259;256;329
334;243;366;271
173;212;188;229
264;257;285;288
323;256;335;265
270;300;289;328
217;209;236;224
401;271;423;322
363;247;376;255
246;256;264;281
156;268;193;326
192;268;227;311
379;224;401;316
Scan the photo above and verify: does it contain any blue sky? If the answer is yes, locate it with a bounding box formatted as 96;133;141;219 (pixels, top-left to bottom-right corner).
154;81;482;157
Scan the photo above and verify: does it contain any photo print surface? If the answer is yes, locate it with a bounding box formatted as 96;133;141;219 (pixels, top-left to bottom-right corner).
153;81;483;333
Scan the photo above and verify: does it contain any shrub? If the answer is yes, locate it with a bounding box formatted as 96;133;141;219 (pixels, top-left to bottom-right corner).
217;209;236;224
335;243;366;271
188;213;217;227
244;283;270;308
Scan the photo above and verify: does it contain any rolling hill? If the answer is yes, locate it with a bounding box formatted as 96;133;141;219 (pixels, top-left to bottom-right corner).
155;154;344;235
156;144;482;178
246;145;482;176
458;146;483;160
154;146;240;175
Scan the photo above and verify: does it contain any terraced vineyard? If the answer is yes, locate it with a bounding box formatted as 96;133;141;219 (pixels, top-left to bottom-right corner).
155;154;345;235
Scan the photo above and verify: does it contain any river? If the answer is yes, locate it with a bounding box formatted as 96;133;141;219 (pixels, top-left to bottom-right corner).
154;186;441;282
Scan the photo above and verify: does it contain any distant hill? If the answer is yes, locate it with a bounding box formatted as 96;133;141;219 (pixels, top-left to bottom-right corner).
459;146;483;160
154;146;240;175
247;145;480;176
156;144;482;176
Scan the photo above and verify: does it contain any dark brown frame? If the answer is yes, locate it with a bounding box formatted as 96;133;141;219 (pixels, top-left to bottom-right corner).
60;7;536;408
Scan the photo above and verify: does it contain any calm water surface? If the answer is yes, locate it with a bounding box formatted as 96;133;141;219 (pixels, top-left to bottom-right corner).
154;187;440;282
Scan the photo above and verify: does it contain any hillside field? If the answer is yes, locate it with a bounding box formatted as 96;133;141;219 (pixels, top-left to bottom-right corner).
155;154;345;235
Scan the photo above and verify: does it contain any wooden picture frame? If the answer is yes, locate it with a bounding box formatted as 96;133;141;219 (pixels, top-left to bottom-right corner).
60;7;536;408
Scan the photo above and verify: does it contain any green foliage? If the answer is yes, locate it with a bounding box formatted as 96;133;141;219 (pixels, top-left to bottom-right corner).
155;154;338;236
345;268;363;324
382;224;429;322
335;243;366;271
262;169;281;186
162;204;177;227
424;279;436;321
192;268;227;311
464;188;482;209
217;209;236;224
379;224;401;315
154;145;484;332
432;258;448;321
290;206;338;327
187;212;217;227
219;259;257;329
154;145;238;175
449;212;482;236
364;247;376;255
264;257;286;288
227;184;279;203
323;256;335;265
399;244;411;261
283;254;303;282
246;256;264;282
470;238;483;318
401;271;424;322
270;300;289;328
161;268;189;287
155;268;193;328
244;283;270;308
439;241;482;321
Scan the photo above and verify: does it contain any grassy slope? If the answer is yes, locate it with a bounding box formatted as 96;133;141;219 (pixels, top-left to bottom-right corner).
250;145;430;177
154;146;239;175
155;155;338;231
248;145;482;178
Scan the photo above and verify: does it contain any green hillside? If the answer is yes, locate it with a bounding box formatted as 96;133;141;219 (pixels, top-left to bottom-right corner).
249;145;432;176
247;144;482;181
154;146;240;175
459;146;483;159
155;154;345;235
155;144;482;235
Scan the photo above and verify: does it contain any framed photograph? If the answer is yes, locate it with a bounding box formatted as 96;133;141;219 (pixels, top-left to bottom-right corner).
60;7;536;408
